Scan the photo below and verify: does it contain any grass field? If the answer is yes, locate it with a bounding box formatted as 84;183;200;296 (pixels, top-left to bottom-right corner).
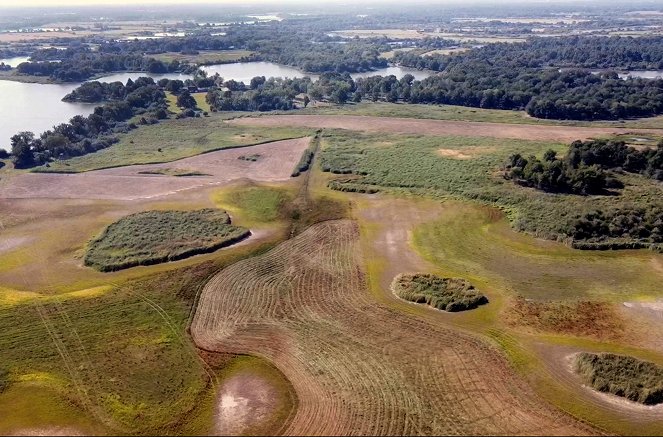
152;50;254;65
302;102;663;129
40;115;309;173
84;209;249;271
317;130;663;249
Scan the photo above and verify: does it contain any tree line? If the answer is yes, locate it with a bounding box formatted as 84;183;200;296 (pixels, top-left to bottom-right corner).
11;78;167;168
503;139;663;195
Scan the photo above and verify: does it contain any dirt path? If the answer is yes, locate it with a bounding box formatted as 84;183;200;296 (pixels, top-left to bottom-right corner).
0;138;309;201
228;115;663;142
192;219;597;435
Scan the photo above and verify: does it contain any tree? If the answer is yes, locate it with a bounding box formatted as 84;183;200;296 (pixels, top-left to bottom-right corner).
303;95;310;108
11;131;36;168
176;90;197;109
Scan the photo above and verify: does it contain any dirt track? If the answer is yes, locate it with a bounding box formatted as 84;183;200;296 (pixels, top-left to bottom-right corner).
228;115;663;142
0;138;309;201
192;220;596;435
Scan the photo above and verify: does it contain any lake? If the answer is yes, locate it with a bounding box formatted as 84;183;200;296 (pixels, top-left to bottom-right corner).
0;80;95;151
0;61;434;150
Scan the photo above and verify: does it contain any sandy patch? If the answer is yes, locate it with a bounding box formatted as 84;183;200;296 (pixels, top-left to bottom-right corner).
229;114;663;142
0;236;33;255
0;138;310;201
437;146;496;159
214;373;279;436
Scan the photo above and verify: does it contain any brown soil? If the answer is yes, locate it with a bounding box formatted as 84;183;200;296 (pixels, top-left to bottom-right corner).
213;373;279;436
0;138;309;201
228;115;663;142
192;219;596;435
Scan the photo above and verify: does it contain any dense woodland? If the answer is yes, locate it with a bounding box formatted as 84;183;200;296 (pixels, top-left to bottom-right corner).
11;78;167;168
504;139;663;194
11;28;663;120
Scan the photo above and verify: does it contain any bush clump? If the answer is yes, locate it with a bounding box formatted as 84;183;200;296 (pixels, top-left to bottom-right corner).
575;352;663;405
392;273;487;312
84;209;249;271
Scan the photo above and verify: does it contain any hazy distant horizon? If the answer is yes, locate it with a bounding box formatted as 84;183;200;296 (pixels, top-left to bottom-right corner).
2;0;659;8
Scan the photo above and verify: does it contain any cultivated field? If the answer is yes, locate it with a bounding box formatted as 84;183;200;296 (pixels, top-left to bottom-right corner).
1;138;310;200
192;219;595;435
228;114;663;142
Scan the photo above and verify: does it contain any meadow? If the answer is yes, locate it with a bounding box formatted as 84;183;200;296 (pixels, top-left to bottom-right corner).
84;209;249;271
318;130;663;250
39;115;309;173
151;50;254;65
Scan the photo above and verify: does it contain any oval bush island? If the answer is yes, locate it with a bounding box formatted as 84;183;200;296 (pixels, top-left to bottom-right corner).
392;273;488;312
84;209;250;271
575;352;663;405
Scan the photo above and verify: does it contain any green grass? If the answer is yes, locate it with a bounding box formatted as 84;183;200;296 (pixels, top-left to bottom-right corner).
319;130;663;250
39;114;309;172
0;263;215;434
213;184;293;227
576;353;663;405
411;201;663;302
151;50;254;65
303;101;663;129
392;273;487;312
84;209;249;271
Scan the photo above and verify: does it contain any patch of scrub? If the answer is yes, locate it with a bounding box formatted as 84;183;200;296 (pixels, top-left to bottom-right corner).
84;209;249;271
575;352;663;405
391;273;488;312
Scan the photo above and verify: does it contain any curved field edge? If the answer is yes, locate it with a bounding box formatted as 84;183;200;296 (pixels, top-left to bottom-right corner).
191;219;595;435
404;198;663;434
36;114;311;173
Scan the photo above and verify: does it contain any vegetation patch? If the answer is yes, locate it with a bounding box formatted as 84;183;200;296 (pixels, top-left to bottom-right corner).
84;209;249;271
137;168;211;177
319;130;663;250
238;154;261;162
391;273;488;312
507;297;624;340
575;353;663;405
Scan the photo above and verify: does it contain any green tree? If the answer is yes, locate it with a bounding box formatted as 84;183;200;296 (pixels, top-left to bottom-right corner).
11;131;36;168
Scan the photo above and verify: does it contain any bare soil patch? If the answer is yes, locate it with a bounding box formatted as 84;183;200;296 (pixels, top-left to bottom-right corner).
214;372;279;436
437;146;496;159
7;427;84;436
192;219;595;435
0;237;33;255
229;115;663;142
0;138;309;201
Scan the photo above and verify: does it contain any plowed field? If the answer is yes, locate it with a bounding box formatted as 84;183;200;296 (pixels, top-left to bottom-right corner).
191;220;596;435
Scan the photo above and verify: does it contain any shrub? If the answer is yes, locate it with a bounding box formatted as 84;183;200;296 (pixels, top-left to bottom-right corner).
575;353;663;405
84;209;249;271
392;273;487;312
